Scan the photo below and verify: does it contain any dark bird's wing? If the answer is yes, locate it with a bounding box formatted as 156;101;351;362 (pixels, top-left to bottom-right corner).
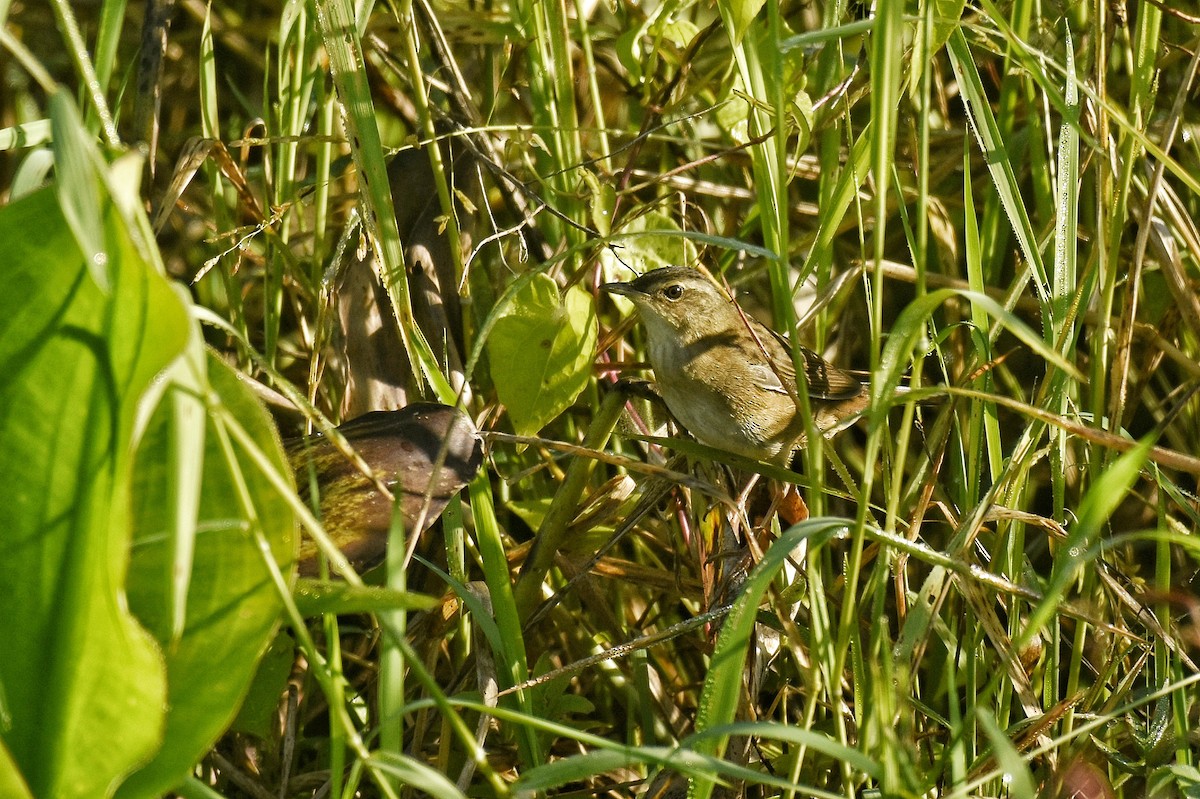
741;315;862;400
795;344;863;400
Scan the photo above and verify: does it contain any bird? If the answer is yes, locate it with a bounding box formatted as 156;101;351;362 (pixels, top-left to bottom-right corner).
602;266;869;467
289;404;483;576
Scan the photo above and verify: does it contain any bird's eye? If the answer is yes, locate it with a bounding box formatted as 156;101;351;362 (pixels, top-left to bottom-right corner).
663;284;684;300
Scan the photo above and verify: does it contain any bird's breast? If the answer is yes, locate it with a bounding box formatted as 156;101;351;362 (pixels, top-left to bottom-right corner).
647;333;796;462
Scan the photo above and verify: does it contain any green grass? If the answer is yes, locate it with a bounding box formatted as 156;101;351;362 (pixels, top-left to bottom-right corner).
2;0;1199;797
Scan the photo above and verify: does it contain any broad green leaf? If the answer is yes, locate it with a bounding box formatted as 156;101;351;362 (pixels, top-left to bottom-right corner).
508;497;554;532
0;185;186;799
515;746;723;795
651;14;699;50
517;749;662;792
525;650;595;717
117;351;297;799
12;148;56;199
714;90;752;145
581;169;615;236
789;87;814;155
509;498;614;556
1152;764;1200;798
229;632;297;740
688;721;880;779
0;744;33;799
487;274;596;437
717;0;765;46
601;211;697;280
614;27;646;84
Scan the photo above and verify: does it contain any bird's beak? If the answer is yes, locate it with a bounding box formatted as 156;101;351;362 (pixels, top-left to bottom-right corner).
601;280;640;297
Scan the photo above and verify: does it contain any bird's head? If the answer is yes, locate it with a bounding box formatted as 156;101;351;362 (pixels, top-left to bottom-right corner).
602;267;735;343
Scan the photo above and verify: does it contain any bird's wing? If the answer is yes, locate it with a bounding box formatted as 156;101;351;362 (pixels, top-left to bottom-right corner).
747;362;790;395
795;345;863;400
742;317;796;396
743;316;863;400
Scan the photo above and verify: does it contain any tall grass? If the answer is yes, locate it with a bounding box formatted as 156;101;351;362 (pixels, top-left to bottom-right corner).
2;0;1199;796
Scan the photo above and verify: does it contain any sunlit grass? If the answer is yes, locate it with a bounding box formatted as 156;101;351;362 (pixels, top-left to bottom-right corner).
2;0;1199;796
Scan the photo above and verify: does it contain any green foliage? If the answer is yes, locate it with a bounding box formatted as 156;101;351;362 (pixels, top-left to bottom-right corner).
119;351;296;798
0;94;292;798
3;0;1200;796
689;520;880;798
487;274;596;437
229;632;296;740
0;180;179;798
602;210;697;277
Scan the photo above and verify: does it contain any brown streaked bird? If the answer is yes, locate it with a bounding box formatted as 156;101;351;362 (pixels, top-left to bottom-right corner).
289;404;483;576
603;267;869;466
